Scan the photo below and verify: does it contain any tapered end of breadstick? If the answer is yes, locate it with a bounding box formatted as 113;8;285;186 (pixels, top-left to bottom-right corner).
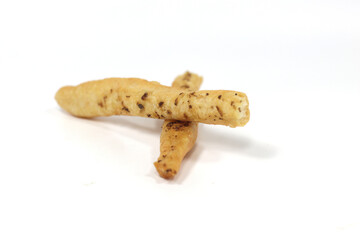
55;86;77;115
153;161;177;179
172;71;203;90
154;120;198;179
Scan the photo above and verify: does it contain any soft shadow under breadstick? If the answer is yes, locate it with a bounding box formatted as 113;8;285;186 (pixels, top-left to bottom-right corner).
154;72;202;179
55;78;249;127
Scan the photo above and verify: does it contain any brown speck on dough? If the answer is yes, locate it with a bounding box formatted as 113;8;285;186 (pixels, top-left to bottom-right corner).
184;113;188;119
235;93;238;96
216;106;223;117
175;135;177;138
103;96;107;101
98;102;103;108
155;111;161;118
190;92;196;96
206;93;209;96
122;107;130;112
126;95;130;98
179;92;183;95
211;106;214;109
181;85;190;88
189;105;192;109
159;101;164;107
214;119;216;121
166;169;172;173
173;170;177;174
219;118;223;120
167;110;172;114
147;114;151;117
174;97;178;106
158;160;162;163
141;92;148;100
137;103;144;109
231;101;234;106
110;89;113;93
162;155;167;158
163;163;167;167
161;115;165;118
238;107;242;112
218;95;222;99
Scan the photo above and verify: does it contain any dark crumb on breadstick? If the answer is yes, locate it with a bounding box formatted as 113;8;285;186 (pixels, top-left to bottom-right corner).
141;92;148;100
137;103;144;109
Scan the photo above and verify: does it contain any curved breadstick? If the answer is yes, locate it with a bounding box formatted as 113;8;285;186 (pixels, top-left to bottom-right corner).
154;72;202;179
55;78;249;127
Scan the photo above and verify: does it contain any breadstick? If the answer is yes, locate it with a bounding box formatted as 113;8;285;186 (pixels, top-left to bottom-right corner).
154;72;202;179
55;78;249;127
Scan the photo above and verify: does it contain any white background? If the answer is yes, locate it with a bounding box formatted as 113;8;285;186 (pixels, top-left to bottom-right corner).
1;0;359;239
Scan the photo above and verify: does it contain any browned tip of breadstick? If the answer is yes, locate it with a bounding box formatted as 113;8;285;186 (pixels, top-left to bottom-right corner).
154;120;198;179
172;71;203;90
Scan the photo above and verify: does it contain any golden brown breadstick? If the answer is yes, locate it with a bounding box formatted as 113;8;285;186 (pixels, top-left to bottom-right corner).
154;72;202;179
55;78;249;127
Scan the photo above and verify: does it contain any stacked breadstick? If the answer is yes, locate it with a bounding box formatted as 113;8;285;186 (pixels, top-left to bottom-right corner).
55;72;250;179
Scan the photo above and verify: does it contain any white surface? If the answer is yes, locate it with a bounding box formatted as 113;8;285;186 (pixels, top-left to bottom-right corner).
1;0;360;239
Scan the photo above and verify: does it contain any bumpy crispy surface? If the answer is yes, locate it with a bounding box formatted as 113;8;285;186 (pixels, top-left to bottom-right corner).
55;78;250;127
154;72;202;179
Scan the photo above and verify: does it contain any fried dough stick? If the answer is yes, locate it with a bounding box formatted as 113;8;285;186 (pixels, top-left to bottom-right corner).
154;72;202;179
55;78;249;127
